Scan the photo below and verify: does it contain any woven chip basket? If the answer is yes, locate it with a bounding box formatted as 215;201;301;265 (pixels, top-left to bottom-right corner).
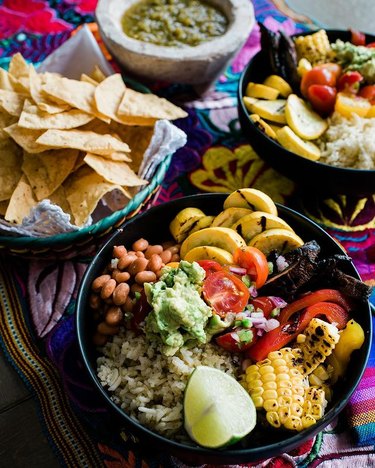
0;153;173;260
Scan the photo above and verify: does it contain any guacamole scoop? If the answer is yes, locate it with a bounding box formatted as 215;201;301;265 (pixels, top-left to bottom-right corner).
144;261;213;356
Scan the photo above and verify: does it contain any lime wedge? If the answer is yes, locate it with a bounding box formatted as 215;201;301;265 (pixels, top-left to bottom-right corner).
183;366;256;448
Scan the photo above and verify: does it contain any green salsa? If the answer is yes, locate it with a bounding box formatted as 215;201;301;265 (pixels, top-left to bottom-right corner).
121;0;228;47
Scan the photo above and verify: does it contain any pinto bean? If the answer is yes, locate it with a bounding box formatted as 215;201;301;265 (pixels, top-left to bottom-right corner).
135;251;145;258
92;274;111;292
135;270;157;285
112;282;130;305
118;253;137;270
89;293;101;310
130;283;143;294
105;306;123;326
148;254;163;273
132;238;149;251
112;270;130;283
122;296;134;313
145;245;163;259
171;253;180;262
160;249;172;263
100;278;116;300
166;245;180;255
93;332;108;346
113;245;127;258
97;321;120;336
128;257;149;276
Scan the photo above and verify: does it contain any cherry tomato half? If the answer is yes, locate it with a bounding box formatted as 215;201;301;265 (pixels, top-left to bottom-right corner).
250;296;276;318
202;270;250;317
197;260;223;277
358;85;375;104
300;67;337;97
315;63;342;80
233;246;269;289
307;84;337;115
350;28;366;46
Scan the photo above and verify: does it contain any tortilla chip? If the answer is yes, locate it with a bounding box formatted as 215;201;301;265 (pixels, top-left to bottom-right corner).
0;113;17;140
80;74;99;86
84;153;147;186
18;99;94;130
8;53;30;94
0;200;9;216
117;88;187;125
0;89;27;116
64;165;131;226
5;174;38;224
29;66;71;114
0;68;15;91
90;65;107;83
36;129;131;157
22;148;79;200
41;75;110;123
72;152;86;171
94;74;126;122
109;122;154;172
3;124;48;153
0;139;23;201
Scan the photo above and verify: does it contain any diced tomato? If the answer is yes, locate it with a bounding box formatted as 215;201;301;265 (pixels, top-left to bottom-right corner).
197;260;223;277
337;71;363;93
250;296;276;318
130;290;151;330
245;301;349;362
367;42;375;48
202;270;250;317
358;85;375;104
233;246;269;289
300;67;337;97
307;84;337;115
216;329;256;352
350;29;366;46
279;289;351;324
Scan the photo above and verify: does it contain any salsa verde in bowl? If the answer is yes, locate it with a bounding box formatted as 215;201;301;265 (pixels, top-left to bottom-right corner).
76;192;372;464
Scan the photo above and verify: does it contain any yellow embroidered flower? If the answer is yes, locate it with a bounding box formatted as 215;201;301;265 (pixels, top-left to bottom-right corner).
190;144;295;204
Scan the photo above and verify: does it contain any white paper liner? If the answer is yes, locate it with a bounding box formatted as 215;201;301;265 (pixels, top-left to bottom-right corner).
0;27;187;238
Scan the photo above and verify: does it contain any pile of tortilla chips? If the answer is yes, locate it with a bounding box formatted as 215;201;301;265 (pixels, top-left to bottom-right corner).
0;54;187;227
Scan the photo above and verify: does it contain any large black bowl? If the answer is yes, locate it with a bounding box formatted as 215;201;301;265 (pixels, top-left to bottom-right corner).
238;30;375;196
76;194;372;465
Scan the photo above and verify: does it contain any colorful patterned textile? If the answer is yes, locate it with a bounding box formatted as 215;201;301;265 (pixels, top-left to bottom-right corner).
0;0;374;467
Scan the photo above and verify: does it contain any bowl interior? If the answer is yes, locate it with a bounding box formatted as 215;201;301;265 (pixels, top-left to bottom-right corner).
76;194;372;465
237;30;375;196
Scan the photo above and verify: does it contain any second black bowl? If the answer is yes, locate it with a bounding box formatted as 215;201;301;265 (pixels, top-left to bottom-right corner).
238;29;375;196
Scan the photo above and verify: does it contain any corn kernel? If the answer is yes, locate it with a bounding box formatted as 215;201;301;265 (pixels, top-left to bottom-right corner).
269;351;284;360
252;396;264;408
278;396;292;407
284;415;303;431
272;358;286;367
278;380;292;389
278;387;293;397
264;399;279;412
266;411;281;428
259;365;275;375
278;406;291;424
276;373;290;382
291;403;303;417
302;415;316;429
264;381;277;390
263;389;278;400
263;373;276;382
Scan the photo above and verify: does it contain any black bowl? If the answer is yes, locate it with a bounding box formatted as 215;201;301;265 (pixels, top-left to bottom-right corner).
238;30;375;196
76;194;372;465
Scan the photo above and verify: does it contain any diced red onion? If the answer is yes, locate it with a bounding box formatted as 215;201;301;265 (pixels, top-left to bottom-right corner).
231;332;240;342
250;311;264;318
257;329;265;337
250;317;267;327
249;285;258;297
276;255;289;272
229;266;247;275
264;318;280;332
268;296;288;309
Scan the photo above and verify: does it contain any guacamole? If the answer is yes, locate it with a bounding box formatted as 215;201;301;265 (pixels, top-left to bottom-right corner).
144;261;213;355
332;40;375;84
121;0;228;47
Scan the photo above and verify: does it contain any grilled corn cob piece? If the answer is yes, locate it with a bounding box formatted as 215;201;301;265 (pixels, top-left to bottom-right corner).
243;348;327;431
294;29;334;65
297;318;340;376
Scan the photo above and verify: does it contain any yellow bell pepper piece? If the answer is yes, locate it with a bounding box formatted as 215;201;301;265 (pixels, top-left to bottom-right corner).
327;319;365;383
367;105;375;118
335;92;371;118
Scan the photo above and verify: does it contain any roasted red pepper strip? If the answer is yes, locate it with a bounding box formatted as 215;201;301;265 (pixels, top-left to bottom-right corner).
246;301;349;362
278;289;351;324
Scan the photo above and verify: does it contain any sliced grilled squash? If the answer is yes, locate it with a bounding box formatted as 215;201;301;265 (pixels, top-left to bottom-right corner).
246;82;279;100
243;96;259;112
250;99;287;124
184;246;234;265
248;228;304;257
263;75;292;98
276;126;321;161
188;215;215;234
285;94;328;140
211;207;253;228
223;188;278;217
232;211;294;243
249;114;277;139
169;207;205;243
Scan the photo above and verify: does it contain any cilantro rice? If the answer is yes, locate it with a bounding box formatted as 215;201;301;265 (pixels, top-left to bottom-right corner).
97;329;240;439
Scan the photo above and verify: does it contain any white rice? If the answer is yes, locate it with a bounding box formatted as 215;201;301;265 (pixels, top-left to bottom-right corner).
97;329;240;439
318;112;375;169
